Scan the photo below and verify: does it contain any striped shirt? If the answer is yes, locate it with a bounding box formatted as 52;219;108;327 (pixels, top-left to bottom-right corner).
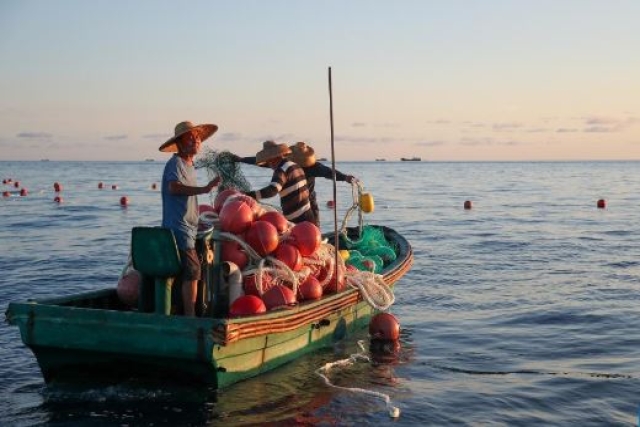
247;160;311;222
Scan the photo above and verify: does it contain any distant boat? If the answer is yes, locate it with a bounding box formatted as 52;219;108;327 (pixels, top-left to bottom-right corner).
40;159;50;162
375;158;386;162
317;157;328;162
145;158;155;162
400;157;421;161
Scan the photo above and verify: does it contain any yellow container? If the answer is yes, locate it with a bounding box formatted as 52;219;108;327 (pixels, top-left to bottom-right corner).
359;192;374;213
339;250;350;261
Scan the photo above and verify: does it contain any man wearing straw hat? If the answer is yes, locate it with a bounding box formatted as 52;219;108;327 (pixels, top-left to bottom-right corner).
232;141;356;226
160;120;221;316
242;140;316;224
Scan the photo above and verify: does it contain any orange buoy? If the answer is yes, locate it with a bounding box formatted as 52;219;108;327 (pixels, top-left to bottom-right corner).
19;188;28;196
151;183;157;190
289;221;321;256
243;272;273;296
262;284;296;310
221;240;249;270
597;199;606;209
464;200;472;210
258;211;289;234
213;188;241;213
230;295;267;317
117;270;141;307
297;275;323;301
274;243;303;271
53;182;62;192
54;196;63;203
245;220;279;256
98;182;104;189
219;200;254;234
326;200;335;209
2;191;10;197
120;196;129;206
369;312;400;341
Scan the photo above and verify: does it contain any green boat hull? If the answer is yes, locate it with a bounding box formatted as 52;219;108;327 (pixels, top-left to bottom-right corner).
5;225;413;389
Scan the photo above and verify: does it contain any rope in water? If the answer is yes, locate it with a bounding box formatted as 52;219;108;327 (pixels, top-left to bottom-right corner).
315;340;401;418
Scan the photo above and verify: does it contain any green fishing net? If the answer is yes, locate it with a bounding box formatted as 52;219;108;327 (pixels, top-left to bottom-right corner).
340;225;397;273
195;149;251;192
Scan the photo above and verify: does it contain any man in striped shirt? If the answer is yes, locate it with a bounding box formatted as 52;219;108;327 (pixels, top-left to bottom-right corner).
244;141;316;224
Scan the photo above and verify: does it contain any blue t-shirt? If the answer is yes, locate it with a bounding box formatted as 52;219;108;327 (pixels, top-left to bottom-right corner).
161;155;198;250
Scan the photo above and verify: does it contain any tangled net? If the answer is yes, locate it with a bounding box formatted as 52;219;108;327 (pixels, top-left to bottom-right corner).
195;149;251;192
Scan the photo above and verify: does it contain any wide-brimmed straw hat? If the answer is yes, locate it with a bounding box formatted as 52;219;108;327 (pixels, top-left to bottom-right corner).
158;121;218;153
255;140;292;165
288;141;316;167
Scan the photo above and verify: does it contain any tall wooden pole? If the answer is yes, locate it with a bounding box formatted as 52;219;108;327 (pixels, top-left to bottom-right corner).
328;67;340;290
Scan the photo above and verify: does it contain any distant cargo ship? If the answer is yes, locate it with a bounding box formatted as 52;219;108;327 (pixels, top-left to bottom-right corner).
400;157;421;161
317;157;328;162
375;158;386;161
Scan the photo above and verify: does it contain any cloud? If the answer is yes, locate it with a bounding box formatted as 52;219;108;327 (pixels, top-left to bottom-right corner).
492;122;523;131
16;132;53;139
104;134;127;141
556;128;579;133
459;137;495;146
583;126;617;133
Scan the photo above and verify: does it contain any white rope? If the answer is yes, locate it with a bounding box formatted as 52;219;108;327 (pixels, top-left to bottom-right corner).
346;271;395;311
315;340;400;419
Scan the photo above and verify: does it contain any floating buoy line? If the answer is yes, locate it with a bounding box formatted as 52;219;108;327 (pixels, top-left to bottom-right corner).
315;340;401;419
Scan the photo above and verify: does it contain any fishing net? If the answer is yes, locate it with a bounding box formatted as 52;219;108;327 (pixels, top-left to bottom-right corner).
340;225;397;274
195;149;251;192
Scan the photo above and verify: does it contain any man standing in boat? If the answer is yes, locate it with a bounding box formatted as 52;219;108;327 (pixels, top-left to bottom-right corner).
231;141;356;227
241;141;316;224
160;121;220;317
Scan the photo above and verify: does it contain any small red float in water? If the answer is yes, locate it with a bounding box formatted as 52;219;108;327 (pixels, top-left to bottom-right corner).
326;200;335;209
112;184;118;190
464;200;472;210
14;181;20;188
230;295;267;317
19;188;28;196
117;270;140;307
120;196;129;206
289;221;321;256
219;200;254;234
54;196;63;203
369;312;400;341
262;284;296;310
53;182;62;192
151;183;157;190
2;179;6;184
597;199;606;209
258;211;289;234
244;220;279;256
274;243;303;271
214;188;241;213
98;182;104;189
297;275;323;301
2;191;10;198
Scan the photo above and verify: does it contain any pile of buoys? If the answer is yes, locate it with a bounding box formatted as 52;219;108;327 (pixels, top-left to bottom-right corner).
212;188;347;317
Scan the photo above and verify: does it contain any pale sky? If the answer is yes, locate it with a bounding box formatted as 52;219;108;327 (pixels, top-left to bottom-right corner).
1;0;639;161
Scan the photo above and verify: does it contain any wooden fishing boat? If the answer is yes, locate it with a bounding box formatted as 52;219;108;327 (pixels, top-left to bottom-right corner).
5;222;412;389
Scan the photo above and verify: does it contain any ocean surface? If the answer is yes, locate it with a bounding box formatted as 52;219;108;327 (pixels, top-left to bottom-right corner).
1;160;640;426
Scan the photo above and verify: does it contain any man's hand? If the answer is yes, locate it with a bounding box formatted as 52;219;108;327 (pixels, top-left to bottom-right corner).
205;176;221;193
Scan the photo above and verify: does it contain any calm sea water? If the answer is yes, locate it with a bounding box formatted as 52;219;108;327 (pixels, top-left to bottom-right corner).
2;160;640;426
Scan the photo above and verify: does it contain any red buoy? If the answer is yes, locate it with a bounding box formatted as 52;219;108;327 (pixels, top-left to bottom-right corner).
226;194;262;218
117;270;140;307
19;188;28;196
2;179;6;184
14;181;20;188
369;312;400;341
151;183;157;190
244;220;279;256
262;284;296;310
274;243;303;271
464;200;472;210
297;275;323;301
53;182;62;192
258;211;289;234
243;272;273;296
221;240;248;270
198;204;215;215
289;221;321;256
120;196;129;206
213;188;241;213
111;184;118;190
219;200;254;234
230;295;267;317
597;199;606;209
2;191;10;198
98;182;104;189
326;200;335;209
54;196;63;203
